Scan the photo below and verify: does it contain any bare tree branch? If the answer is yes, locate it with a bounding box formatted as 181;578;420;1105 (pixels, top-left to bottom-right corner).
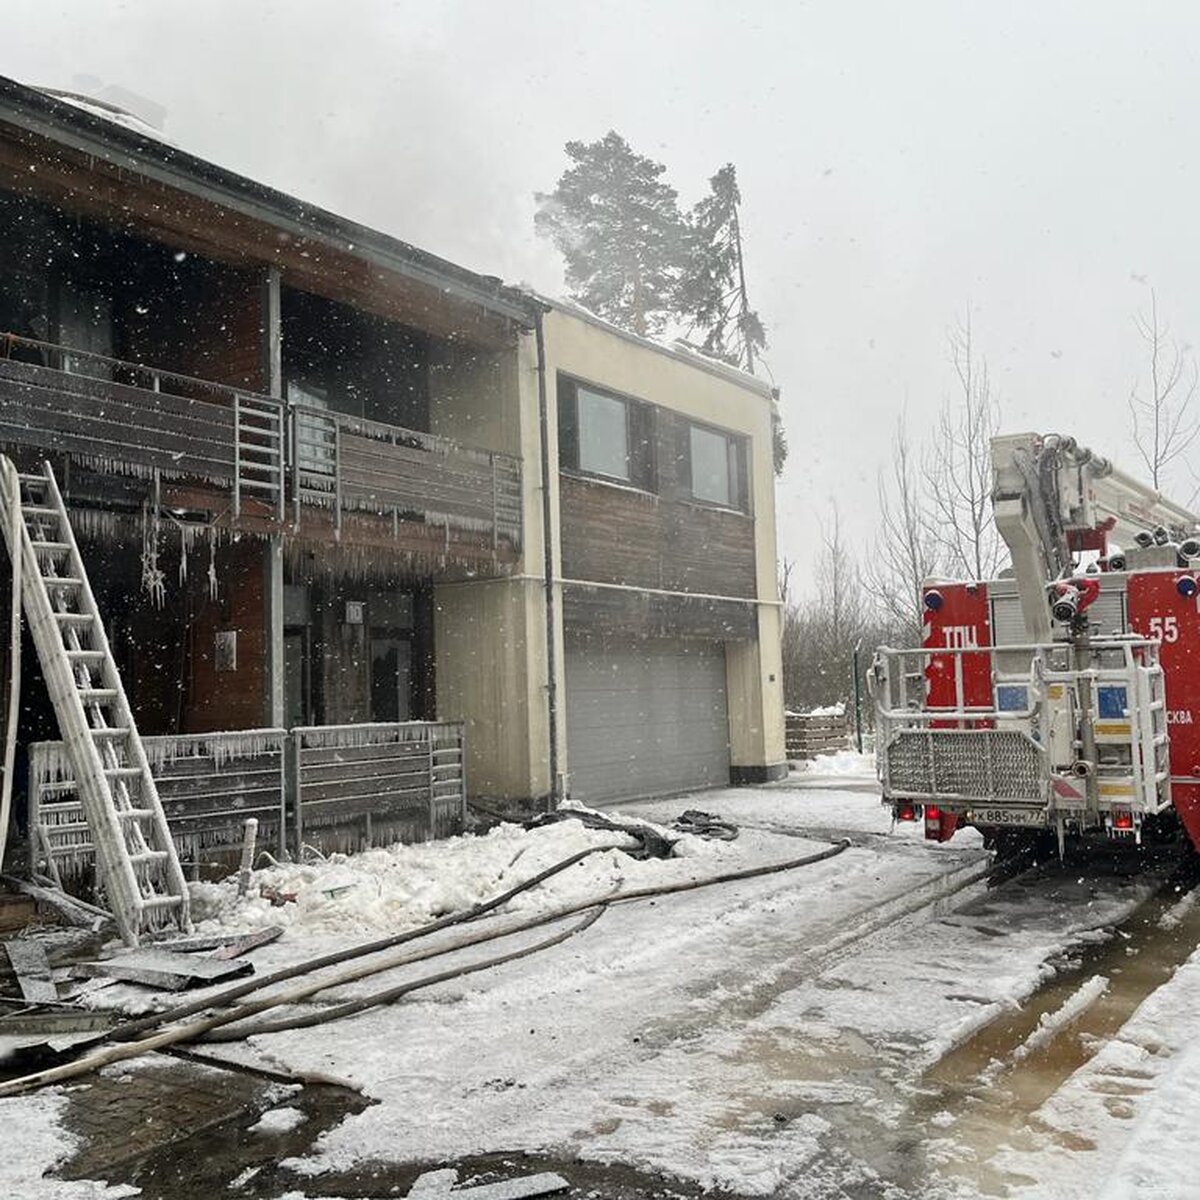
1129;288;1200;488
868;414;940;643
919;314;1004;581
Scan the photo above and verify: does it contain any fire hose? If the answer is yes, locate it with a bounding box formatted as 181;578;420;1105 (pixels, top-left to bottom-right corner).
0;837;851;1095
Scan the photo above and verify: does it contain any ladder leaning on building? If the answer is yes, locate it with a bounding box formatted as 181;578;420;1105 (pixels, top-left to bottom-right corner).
0;457;190;945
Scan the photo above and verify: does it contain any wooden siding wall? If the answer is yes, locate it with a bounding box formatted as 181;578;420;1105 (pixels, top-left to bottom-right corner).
559;472;756;598
562;583;757;641
184;539;267;732
170;266;265;392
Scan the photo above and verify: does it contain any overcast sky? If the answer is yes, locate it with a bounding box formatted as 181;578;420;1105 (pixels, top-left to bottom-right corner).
5;2;1200;587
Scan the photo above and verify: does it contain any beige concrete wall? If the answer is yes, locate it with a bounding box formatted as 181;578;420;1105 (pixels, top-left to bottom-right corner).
429;334;555;801
433;576;551;800
725;606;787;768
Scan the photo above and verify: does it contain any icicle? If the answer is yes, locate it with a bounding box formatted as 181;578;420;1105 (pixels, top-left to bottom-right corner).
208;530;219;601
140;499;166;609
141;729;285;772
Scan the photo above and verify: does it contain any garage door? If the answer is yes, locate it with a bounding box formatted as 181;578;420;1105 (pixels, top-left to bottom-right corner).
564;637;730;804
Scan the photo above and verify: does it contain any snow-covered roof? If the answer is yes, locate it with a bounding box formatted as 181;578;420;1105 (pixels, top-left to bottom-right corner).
535;293;776;402
39;89;175;146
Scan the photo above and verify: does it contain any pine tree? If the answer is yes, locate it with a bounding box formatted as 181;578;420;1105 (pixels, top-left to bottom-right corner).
679;164;766;373
680;165;786;475
534;132;687;337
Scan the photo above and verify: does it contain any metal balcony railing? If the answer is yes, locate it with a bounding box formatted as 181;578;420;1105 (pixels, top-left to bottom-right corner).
0;332;285;519
0;334;522;549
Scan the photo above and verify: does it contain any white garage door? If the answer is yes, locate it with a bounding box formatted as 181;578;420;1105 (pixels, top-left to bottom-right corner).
564;637;730;804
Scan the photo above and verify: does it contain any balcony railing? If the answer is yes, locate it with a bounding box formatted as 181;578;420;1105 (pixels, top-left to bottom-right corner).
290;405;522;545
0;334;522;549
0;333;284;518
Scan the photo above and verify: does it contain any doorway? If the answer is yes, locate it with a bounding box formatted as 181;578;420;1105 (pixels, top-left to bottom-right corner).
370;637;412;723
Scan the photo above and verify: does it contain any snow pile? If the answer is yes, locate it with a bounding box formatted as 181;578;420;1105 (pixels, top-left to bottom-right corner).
249;1106;306;1134
997;946;1200;1198
1157;888;1197;931
47;91;174;144
190;815;726;941
799;749;876;778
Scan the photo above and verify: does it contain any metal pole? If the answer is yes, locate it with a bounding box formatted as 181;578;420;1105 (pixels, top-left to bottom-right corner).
0;462;22;873
853;639;864;754
534;308;559;810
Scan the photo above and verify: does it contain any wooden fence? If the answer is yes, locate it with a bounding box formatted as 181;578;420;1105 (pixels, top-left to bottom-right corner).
28;721;466;890
785;711;851;761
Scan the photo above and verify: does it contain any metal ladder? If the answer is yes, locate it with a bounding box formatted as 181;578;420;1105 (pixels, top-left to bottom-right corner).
0;458;191;945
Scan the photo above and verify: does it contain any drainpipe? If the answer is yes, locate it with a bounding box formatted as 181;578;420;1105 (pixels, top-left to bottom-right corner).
534;307;559;810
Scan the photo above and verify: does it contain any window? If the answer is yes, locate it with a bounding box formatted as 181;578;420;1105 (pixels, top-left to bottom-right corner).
687;422;748;511
578;387;630;479
287;377;337;482
56;282;113;379
558;376;655;490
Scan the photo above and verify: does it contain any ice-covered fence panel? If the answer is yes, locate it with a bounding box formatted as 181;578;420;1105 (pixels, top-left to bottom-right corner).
291;721;466;855
29;729;287;887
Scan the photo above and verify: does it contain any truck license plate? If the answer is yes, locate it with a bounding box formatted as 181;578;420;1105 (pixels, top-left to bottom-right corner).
972;807;1047;828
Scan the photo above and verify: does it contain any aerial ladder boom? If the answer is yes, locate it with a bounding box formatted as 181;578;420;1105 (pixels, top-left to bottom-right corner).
991;432;1199;642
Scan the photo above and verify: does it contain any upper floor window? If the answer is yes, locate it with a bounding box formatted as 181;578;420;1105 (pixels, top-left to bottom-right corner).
687;422;748;512
578;387;629;479
558;376;655;490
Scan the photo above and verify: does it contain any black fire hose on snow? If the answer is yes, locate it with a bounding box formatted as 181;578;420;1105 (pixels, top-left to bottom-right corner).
205;837;852;1041
115;843;624;1044
0;838;850;1095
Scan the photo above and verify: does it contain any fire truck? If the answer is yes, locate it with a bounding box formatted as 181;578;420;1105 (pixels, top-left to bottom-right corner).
872;431;1200;854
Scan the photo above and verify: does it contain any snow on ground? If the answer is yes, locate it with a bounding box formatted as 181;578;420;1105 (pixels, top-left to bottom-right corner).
183;784;999;1195
138;783;989;1195
0;1090;137;1199
614;764;979;846
20;774;1190;1198
990;942;1200;1200
190;816;666;942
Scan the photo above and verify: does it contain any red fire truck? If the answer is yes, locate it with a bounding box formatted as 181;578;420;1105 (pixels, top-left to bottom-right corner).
873;432;1200;854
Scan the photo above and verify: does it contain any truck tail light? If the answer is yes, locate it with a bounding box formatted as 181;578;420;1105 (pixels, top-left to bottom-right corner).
895;802;918;822
1112;808;1134;831
924;804;943;839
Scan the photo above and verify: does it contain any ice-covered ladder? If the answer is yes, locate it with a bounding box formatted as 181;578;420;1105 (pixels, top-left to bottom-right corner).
0;458;191;945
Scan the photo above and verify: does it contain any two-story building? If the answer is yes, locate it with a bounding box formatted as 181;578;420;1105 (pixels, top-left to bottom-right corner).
0;74;784;857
